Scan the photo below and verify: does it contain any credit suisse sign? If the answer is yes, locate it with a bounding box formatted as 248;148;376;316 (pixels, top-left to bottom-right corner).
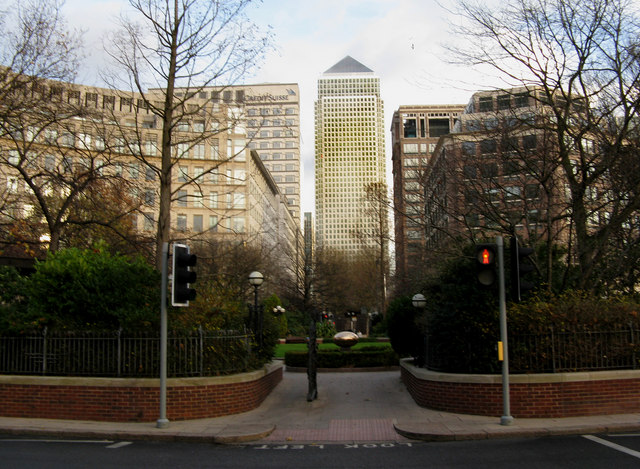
245;89;297;103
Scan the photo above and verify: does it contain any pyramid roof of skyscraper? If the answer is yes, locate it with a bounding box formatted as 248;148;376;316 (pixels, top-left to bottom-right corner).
324;56;373;74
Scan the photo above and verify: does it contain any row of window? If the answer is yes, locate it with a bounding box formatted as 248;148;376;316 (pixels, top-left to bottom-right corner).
249;141;297;150
247;119;297;128
139;212;245;233
476;92;531;112
403;143;437;154
402;116;452;138
247;107;297;116
173;190;246;209
262;163;297;172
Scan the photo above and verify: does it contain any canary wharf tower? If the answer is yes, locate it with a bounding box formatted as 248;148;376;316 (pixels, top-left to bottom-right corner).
314;56;386;254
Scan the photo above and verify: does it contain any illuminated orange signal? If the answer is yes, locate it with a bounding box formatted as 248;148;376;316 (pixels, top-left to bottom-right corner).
476;243;497;286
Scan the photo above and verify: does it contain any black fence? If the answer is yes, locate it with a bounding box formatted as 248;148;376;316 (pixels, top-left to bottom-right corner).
424;325;640;373
0;328;251;377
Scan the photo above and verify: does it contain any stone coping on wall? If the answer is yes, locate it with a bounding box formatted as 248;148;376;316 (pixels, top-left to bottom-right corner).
0;361;283;387
400;358;640;384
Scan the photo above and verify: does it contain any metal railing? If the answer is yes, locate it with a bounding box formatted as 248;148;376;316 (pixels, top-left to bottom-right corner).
0;328;251;377
509;325;639;373
424;325;640;373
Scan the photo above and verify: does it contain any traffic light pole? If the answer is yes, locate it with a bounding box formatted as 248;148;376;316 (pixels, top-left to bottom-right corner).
157;242;169;429
496;236;513;426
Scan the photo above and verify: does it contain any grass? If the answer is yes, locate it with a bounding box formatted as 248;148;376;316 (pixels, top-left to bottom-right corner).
273;341;391;359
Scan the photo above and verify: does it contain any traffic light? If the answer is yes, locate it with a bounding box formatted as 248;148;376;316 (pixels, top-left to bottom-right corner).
475;243;497;286
510;236;534;302
172;243;197;307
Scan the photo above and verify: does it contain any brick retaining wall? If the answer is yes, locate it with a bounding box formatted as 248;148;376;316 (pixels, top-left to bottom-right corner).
0;362;282;422
401;359;640;418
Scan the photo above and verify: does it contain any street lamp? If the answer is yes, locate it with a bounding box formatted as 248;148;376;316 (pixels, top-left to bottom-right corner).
273;305;285;315
412;293;427;368
249;271;264;347
412;293;426;309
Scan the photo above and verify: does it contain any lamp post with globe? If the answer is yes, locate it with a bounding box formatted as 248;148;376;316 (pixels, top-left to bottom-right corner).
249;271;264;347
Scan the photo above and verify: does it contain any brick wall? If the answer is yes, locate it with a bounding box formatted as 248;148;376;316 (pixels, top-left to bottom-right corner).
401;360;640;418
0;363;282;422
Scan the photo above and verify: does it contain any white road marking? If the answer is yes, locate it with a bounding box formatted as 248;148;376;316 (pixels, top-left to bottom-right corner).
106;441;132;449
582;435;640;459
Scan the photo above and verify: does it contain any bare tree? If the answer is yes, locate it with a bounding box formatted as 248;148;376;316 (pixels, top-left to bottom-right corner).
449;0;640;290
104;0;272;269
351;181;391;315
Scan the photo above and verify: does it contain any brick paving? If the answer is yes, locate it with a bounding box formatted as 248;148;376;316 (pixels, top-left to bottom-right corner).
264;418;406;442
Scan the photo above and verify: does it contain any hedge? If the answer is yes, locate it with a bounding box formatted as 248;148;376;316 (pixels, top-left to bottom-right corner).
284;348;399;368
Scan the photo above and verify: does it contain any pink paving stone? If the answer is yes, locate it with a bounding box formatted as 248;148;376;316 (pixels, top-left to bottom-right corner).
264;419;407;442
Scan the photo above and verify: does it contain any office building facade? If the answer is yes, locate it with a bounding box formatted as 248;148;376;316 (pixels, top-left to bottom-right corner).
391;104;464;287
0;77;302;274
314;56;387;255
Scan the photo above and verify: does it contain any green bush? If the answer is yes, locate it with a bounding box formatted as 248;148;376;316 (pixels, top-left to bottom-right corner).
284;349;398;368
508;290;640;333
0;266;29;331
420;245;500;373
316;320;337;339
24;244;160;331
385;296;423;360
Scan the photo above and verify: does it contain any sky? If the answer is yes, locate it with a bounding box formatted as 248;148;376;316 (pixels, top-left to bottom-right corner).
57;0;505;215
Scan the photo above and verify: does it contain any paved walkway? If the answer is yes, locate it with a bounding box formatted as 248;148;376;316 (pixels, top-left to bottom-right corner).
2;370;640;444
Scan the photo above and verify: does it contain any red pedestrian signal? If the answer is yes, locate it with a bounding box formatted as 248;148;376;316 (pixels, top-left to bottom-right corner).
480;248;493;265
475;243;497;286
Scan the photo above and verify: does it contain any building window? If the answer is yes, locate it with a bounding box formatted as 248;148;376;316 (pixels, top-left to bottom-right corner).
523;134;537;152
233;192;245;208
145;139;157;156
480;139;497;155
209;192;218;208
231;216;245;232
210;141;220;160
176;143;189;158
177;214;187;231
85;93;98;107
525;184;540;200
481;163;499;178
193;214;203;232
7;177;18;192
403;143;419;154
428;118;450;138
193;144;205;159
144;190;155;206
515;92;529;108
209;215;218;231
478;96;493;112
505;186;521;201
178;166;188;182
497;94;511;110
127;162;139;179
145;166;155;181
143;213;154;231
103;95;115;110
177;190;188;207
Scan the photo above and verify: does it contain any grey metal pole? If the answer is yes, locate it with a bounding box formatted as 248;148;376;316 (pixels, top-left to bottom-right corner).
157;242;169;429
497;236;513;426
